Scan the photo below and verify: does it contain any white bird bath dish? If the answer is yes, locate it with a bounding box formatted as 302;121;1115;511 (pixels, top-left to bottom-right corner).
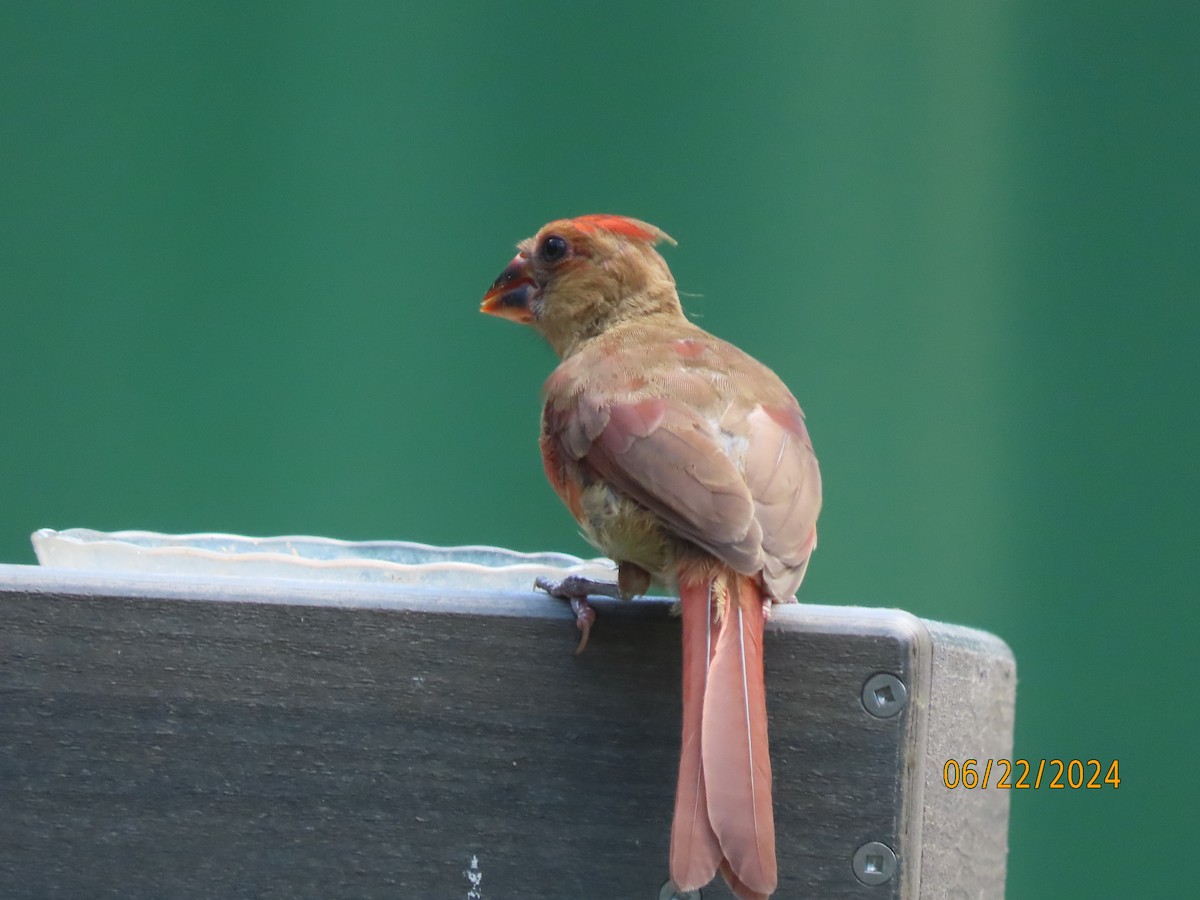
31;528;616;592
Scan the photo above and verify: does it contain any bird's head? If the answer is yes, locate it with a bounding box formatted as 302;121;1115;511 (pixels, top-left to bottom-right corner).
481;214;679;358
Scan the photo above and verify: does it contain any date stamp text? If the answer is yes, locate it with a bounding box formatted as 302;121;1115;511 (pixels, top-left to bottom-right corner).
942;758;1120;789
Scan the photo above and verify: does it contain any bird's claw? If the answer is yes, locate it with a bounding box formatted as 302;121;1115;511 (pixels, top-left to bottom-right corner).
534;574;623;600
567;597;596;654
535;575;622;654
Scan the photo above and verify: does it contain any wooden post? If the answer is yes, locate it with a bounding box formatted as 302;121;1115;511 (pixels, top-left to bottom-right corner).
0;565;1014;898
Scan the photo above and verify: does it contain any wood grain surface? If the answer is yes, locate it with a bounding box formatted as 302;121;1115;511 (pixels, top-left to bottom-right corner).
0;567;1013;899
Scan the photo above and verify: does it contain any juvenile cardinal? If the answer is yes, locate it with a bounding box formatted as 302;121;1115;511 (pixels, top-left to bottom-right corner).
480;215;821;899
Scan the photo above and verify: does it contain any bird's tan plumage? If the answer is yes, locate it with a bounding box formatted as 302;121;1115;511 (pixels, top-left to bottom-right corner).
482;215;821;899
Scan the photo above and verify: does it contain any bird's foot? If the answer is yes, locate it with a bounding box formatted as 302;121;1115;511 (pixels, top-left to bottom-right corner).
534;575;623;654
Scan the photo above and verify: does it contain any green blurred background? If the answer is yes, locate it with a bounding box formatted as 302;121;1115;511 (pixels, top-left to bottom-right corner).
2;2;1196;896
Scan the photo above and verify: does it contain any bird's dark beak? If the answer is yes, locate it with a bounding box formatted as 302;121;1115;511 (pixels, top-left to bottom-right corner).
481;253;537;324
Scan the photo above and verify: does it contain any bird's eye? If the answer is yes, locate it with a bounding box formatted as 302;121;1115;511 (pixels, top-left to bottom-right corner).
539;234;569;263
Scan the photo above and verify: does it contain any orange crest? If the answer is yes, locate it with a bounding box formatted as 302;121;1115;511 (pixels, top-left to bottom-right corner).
568;214;674;245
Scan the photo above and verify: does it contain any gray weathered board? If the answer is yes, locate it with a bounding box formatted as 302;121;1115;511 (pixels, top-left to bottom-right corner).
0;565;1015;899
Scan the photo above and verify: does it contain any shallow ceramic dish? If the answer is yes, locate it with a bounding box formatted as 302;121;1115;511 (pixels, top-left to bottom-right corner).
31;528;616;592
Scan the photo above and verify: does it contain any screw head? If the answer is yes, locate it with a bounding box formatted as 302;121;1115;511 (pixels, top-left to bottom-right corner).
853;840;898;885
659;881;701;900
861;672;907;718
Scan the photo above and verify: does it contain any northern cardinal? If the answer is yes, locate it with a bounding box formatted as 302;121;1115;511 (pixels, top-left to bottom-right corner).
481;215;821;899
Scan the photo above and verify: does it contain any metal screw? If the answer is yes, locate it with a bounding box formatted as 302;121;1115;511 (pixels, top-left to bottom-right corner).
861;672;907;718
852;840;898;885
659;880;701;900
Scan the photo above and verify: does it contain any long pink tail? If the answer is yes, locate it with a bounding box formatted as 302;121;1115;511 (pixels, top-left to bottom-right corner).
669;571;776;900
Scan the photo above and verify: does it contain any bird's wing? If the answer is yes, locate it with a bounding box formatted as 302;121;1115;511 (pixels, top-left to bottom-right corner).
543;335;820;595
735;402;821;598
587;392;765;575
